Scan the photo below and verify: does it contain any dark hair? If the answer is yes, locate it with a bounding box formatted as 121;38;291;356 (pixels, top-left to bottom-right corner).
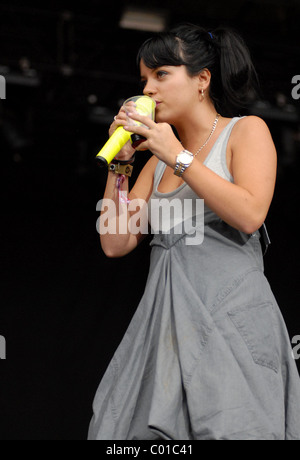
137;23;259;117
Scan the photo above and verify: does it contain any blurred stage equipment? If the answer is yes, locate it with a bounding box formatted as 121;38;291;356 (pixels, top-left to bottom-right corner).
119;6;168;32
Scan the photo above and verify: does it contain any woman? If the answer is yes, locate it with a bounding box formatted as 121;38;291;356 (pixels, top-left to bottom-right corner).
88;24;300;440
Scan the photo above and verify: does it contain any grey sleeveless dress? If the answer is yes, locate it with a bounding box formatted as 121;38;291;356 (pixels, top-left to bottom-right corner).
88;118;300;440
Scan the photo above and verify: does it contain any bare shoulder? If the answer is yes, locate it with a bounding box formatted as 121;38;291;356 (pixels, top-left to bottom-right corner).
232;115;274;143
230;116;277;163
229;115;277;178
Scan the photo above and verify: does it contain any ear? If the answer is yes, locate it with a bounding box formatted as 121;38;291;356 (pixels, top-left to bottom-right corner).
198;68;211;92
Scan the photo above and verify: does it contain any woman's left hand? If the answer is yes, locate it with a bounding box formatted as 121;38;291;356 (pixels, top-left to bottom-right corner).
124;112;182;168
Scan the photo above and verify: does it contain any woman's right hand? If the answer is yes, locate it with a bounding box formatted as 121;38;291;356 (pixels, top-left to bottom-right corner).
109;105;136;162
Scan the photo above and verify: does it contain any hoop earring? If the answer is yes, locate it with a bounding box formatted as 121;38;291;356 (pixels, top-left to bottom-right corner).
201;89;205;101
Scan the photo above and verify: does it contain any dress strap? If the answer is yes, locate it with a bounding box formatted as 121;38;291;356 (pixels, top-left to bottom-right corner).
219;117;246;180
153;160;167;191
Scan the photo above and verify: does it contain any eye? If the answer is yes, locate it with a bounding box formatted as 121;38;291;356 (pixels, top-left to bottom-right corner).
156;70;168;79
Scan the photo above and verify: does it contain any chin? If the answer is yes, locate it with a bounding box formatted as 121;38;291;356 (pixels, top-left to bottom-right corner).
155;107;179;125
155;111;171;124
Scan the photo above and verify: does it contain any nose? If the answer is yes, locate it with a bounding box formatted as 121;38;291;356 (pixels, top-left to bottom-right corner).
143;79;156;97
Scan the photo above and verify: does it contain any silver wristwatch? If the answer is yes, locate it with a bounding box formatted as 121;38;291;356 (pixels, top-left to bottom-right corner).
174;150;194;177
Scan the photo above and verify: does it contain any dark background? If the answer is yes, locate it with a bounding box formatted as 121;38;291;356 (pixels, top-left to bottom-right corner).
0;0;299;440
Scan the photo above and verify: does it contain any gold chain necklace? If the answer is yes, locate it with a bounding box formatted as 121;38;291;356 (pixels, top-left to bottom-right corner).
193;113;220;157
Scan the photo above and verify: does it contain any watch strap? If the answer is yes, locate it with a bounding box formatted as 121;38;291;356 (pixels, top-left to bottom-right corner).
174;163;187;177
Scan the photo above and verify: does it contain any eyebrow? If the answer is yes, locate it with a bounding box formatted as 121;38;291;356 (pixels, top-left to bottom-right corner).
140;66;166;80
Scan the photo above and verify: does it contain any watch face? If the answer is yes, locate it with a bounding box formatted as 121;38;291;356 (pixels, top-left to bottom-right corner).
179;151;193;165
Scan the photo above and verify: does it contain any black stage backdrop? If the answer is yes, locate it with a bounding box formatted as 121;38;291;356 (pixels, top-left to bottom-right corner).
0;0;299;440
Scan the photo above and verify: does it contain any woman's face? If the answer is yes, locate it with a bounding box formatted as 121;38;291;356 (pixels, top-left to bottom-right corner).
140;59;200;125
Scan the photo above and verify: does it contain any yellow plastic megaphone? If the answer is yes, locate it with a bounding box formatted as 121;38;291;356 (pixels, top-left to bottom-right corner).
95;95;156;167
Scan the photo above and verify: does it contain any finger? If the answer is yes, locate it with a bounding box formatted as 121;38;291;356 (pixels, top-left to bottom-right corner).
112;115;127;126
123;101;136;109
109;114;127;135
123;124;150;138
135;141;149;152
118;107;128;116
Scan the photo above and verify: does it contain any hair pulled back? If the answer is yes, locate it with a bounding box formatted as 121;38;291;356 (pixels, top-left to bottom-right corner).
137;23;258;116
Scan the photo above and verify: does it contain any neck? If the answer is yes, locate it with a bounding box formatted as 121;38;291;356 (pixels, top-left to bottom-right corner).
175;102;219;152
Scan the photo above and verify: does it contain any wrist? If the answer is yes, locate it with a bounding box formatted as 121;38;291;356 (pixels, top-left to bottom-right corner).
164;146;184;169
108;163;133;177
111;154;136;165
174;149;194;177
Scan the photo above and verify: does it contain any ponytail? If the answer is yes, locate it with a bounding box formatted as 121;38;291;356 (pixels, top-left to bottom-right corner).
211;27;259;116
137;23;259;116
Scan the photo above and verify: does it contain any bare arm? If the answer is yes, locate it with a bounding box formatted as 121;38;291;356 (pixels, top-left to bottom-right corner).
100;155;159;258
182;117;277;234
124;114;277;235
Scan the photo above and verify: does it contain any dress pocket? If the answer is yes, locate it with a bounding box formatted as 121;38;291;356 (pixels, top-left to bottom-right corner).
228;302;279;373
